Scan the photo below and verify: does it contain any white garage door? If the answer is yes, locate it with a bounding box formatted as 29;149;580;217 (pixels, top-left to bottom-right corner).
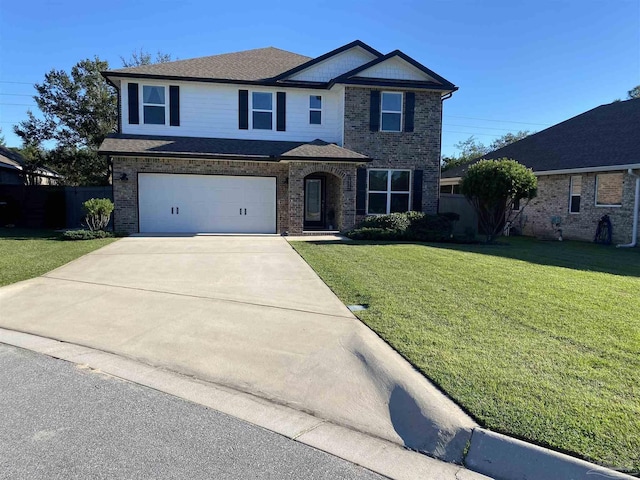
138;173;276;233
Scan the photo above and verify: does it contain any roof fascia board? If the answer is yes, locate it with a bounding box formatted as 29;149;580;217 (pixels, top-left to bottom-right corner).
270;40;382;81
101;151;371;163
442;163;640;183
334;78;458;92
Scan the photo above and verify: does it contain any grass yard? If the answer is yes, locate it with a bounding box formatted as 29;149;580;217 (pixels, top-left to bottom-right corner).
0;228;117;287
292;237;640;473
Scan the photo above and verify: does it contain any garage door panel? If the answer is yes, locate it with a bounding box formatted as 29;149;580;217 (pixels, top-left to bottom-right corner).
138;173;276;234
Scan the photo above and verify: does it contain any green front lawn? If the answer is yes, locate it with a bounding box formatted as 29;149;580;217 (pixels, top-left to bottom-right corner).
292;237;640;473
0;228;117;287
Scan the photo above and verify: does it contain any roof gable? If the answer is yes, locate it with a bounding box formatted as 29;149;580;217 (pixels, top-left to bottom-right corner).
334;50;457;91
274;40;381;83
442;98;640;178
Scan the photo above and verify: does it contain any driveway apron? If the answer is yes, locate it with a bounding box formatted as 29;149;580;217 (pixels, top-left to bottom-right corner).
0;235;476;462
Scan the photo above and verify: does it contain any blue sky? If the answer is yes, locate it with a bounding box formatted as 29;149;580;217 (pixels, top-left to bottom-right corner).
0;0;638;155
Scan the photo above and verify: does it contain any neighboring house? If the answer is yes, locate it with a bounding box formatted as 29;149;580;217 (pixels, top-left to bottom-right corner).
98;40;457;234
0;146;61;185
441;98;640;245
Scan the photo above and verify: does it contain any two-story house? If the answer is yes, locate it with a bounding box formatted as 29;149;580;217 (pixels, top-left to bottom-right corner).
99;40;457;235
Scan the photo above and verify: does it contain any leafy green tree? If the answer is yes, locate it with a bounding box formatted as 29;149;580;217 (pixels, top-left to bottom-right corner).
0;127;5;146
488;130;531;151
442;136;489;171
14;57;117;185
461;158;537;242
121;49;173;67
628;85;640;100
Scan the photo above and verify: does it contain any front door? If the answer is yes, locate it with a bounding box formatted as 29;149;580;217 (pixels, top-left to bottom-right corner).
304;177;325;229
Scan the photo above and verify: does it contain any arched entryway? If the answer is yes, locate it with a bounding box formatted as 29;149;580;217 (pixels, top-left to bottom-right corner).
303;172;343;231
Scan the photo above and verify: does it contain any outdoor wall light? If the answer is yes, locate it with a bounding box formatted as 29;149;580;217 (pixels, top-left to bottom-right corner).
119;173;129;181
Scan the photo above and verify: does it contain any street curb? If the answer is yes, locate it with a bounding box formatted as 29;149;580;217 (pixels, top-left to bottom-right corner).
465;428;635;480
0;328;489;480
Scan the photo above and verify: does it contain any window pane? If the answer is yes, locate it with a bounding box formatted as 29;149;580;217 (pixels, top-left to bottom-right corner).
440;185;452;194
310;110;322;125
390;193;410;213
310;95;322;109
144;105;165;124
143;86;165;105
381;113;401;132
381;92;402;112
452;185;461;194
391;171;410;191
570;196;581;213
252;92;272;110
368;170;388;191
596;173;623;205
253;111;272;130
570;176;582;195
368;193;387;214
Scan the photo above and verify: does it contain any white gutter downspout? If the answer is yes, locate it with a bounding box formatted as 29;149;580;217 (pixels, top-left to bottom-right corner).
617;168;639;248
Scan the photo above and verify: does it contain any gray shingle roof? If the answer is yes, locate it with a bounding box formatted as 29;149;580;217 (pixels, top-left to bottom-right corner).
443;98;640;178
108;47;311;81
99;134;369;162
0;146;25;171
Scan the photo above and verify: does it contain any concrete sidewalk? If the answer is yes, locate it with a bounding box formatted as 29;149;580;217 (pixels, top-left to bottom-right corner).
0;235;476;464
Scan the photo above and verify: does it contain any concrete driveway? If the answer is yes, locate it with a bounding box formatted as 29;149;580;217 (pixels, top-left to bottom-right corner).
0;235;475;462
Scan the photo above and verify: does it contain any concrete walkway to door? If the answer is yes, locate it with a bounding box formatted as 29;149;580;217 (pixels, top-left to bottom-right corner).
0;235;476;463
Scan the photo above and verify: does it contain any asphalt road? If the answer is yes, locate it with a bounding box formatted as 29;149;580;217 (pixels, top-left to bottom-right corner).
0;343;383;480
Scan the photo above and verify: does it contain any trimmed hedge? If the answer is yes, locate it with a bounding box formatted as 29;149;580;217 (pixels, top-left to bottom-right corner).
346;211;459;242
62;229;114;241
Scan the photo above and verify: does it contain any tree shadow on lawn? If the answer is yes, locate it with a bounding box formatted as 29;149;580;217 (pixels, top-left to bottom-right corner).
302;237;640;278
0;228;63;241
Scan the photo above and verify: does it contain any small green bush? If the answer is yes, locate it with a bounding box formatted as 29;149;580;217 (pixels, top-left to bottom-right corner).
62;229;114;241
83;198;114;231
358;212;412;231
346;211;456;242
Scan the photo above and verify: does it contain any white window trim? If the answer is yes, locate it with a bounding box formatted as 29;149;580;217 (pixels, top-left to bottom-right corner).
251;91;274;130
309;95;322;126
141;85;168;126
380;91;403;132
569;175;581;214
595;174;623;208
366;168;412;215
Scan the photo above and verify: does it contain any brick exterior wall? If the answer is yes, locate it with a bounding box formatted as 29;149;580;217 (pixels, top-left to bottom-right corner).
342;86;443;222
514;171;636;244
112;156;358;235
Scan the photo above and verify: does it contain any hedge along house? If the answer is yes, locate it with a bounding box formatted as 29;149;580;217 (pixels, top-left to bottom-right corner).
441;98;640;245
98;41;457;235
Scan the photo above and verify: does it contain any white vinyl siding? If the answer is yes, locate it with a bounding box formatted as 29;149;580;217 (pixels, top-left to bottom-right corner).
287;47;377;82
122;81;343;144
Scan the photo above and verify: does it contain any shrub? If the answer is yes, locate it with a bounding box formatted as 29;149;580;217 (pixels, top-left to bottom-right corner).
346;211;455;242
83;198;114;231
358;212;412;231
62;229;114;241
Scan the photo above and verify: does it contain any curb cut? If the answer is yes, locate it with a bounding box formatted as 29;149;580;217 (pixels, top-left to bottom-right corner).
465;428;635;480
0;328;489;480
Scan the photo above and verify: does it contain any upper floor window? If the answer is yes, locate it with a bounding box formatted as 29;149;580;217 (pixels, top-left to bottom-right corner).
143;86;166;125
310;95;322;125
595;173;623;207
381;92;403;132
252;92;273;130
367;169;411;214
569;175;581;213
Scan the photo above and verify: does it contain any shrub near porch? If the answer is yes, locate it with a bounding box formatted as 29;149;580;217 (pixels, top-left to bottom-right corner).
291;238;640;474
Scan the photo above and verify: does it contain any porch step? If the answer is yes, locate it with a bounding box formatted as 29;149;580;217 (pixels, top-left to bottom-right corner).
302;230;341;236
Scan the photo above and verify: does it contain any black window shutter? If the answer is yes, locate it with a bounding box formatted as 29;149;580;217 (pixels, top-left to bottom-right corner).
404;92;415;132
356;168;368;215
169;86;180;126
412;169;423;211
238;90;249;130
128;83;139;125
276;92;286;131
369;90;380;132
